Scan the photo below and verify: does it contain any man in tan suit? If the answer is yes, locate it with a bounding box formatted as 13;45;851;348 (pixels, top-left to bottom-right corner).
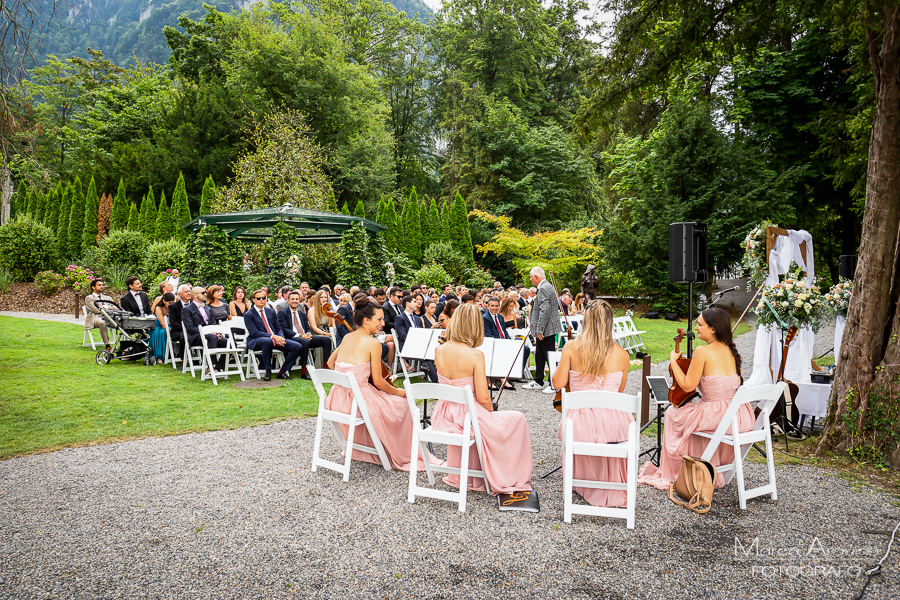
84;278;113;352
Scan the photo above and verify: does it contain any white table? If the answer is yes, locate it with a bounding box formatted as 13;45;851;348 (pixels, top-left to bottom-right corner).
794;382;831;419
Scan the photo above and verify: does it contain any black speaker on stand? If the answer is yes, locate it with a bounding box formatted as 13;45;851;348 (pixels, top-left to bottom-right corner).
669;222;708;357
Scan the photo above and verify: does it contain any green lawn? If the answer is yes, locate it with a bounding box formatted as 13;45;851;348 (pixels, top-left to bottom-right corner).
0;316;320;459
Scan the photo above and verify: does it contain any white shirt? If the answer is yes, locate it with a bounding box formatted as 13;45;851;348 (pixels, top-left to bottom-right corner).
132;290;146;315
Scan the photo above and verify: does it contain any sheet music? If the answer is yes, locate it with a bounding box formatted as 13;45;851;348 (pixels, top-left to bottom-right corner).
477;338;526;378
400;328;440;360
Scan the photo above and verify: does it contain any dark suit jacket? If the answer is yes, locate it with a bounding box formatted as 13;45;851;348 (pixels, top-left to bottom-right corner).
382;301;403;334
277;306;312;338
335;304;354;339
182;303;214;346
120;291;151;317
167;300;187;339
393;311;421;349
244;306;284;348
483;311;510;340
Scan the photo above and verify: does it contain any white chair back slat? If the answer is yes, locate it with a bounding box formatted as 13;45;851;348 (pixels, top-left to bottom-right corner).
197;323;244;385
562;389;641;415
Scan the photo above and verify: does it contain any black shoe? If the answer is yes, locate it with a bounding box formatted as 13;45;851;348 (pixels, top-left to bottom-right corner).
503;382;516;390
276;371;290;380
300;372;312;381
262;370;271;382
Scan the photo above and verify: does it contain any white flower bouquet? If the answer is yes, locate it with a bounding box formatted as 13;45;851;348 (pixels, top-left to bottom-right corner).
741;220;777;289
824;279;852;318
754;276;827;333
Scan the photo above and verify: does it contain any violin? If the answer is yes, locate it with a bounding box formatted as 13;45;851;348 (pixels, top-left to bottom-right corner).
323;302;394;385
668;328;700;407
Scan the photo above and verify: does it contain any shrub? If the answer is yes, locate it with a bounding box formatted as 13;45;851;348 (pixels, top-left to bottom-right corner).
336;222;372;288
62;265;97;295
0;265;13;293
0;216;58;281
412;262;452;291
465;264;495;289
35;271;65;295
181;225;243;292
268;222;302;288
104;262;131;291
142;238;186;285
97;229;149;274
423;241;467;284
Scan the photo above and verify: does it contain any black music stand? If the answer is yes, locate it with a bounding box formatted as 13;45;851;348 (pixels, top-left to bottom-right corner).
640;376;672;467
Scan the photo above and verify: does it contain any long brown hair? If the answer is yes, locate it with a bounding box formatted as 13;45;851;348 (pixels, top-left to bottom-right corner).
569;299;616;379
701;306;742;374
446;303;484;348
309;289;334;326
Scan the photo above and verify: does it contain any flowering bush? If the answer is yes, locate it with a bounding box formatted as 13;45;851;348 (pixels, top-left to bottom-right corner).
824;279;852;318
62;265;96;295
741;220;777;289
148;270;176;299
35;271;66;295
754;277;827;333
283;254;302;287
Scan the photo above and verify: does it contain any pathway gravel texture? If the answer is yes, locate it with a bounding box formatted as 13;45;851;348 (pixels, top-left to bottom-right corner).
1;316;895;600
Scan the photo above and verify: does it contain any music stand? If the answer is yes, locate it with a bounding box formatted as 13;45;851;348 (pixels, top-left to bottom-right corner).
640;376;672;467
477;338;526;409
399;328;443;427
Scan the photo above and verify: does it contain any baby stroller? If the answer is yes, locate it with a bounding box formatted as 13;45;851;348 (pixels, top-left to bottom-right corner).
93;300;158;365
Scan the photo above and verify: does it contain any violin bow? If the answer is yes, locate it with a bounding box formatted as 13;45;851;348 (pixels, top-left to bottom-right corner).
492;318;537;409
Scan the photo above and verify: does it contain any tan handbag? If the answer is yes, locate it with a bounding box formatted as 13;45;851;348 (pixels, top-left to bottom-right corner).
668;456;716;514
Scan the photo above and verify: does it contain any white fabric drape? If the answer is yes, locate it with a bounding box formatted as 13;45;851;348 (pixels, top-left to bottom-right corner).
834;315;845;366
746;230;815;386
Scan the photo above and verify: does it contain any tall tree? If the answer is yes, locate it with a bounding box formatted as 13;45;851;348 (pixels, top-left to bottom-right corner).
449;191;474;266
199;175;216;216
383;196;402;254
45;185;62;236
110;179;128;231
55;187;69;251
67;177;86;257
82;176;99;253
138;186;158;239
171;173;192;241
97;193;113;240
126;202;139;230
354;198;366;219
155;191;175;241
440;201;450;242
341;202;351;216
11;180;26;220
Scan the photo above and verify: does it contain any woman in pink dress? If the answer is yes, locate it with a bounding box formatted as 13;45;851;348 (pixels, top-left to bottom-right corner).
325;297;424;472
551;299;633;507
432;304;533;494
638;306;754;489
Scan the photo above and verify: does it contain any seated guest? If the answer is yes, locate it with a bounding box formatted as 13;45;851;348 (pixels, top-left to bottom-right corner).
499;294;524;330
308;289;334;336
573;293;585;315
393;294;438;382
325;297;433;471
422;299;439;328
439;284;452;302
167;284;193;357
149;292;175;361
550;299;631;507
332;285;344;309
461;293;475;305
483;296;529;389
638;306;754;490
120;276;150;317
381;287;404;335
334;292;358;347
205;285;231;323
437;299;459;329
277;290;332;379
182;287;230;372
84;278;113;352
230;286;249;317
433;304;533;494
373;288;386;306
244;289;304;381
273;286;293;314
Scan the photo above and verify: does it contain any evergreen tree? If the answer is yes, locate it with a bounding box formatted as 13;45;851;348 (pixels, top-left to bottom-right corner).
22;188;33;217
441;202;451;242
171;173;192;241
384;196;402;253
341;202;351;215
138;186;158;238
35;190;48;225
67;178;86;257
407;195;421;263
12;180;26;220
419;199;433;252
110;179;128;231
354;199;366;219
155;191;175;241
326;190;339;212
82;176;100;253
127;202;139;230
336;222;373;288
425;199;439;248
199;175;216;216
45;185;63;235
57;187;71;251
375;195;386;225
450;192;474;266
399;199;414;259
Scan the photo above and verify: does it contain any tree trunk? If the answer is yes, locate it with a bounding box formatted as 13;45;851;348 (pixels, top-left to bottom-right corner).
816;4;900;460
0;153;11;225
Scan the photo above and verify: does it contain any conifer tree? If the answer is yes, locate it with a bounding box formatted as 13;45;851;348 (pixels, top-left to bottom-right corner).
45;185;62;235
171;173;192;240
110;179;128;231
67;179;86;257
127;202;139;230
341;202;351;215
425;199;439;249
97;193;113;240
138;186;158;238
22;188;33;217
155;191;175;241
419;199;433;252
399;199;414;259
440;202;451;242
199;175;215;216
407;195;421;263
33;190;47;224
72;176;83;203
450;192;474;266
12;180;26;220
56;187;71;250
354;199;366;219
82;176;100;253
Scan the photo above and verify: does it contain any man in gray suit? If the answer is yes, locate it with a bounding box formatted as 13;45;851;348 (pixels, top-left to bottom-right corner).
522;266;562;393
84;278;113;351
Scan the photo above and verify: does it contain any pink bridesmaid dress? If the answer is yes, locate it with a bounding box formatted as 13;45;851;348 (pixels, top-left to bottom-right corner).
557;370;633;507
430;374;533;494
326;362;425;472
638;374;754;489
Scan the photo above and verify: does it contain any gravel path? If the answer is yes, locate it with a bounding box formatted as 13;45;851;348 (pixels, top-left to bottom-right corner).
1;318;892;600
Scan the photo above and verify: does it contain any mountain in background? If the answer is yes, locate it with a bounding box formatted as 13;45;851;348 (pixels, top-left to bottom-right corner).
32;0;433;68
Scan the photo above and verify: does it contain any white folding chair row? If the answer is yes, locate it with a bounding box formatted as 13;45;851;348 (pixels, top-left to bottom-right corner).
563;314;584;337
230;316;286;378
162;315;182;368
612;316;647;354
181;321;205;377
309;367;391;481
405;381;490;512
82;306;117;349
693;382;785;509
560;388;641;528
198;324;245;385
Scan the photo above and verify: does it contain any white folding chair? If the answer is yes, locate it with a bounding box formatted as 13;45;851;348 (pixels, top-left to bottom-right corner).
198;324;245;385
309;367;392;481
162;315;182;368
546;350;563;390
82;306;116;349
561;388;641;527
404;381;490;512
181;322;204;377
693;382;785;509
623;316;647;353
393;331;424;380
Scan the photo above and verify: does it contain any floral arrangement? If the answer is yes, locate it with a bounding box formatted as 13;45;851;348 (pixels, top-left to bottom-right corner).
824;279;853;318
282;255;302;287
625;309;634;318
34;271;66;295
741;220;777;289
63;265;96;295
754;276;827;333
384;261;396;286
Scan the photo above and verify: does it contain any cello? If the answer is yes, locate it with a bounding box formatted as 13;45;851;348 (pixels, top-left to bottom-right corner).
668;328;701;407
